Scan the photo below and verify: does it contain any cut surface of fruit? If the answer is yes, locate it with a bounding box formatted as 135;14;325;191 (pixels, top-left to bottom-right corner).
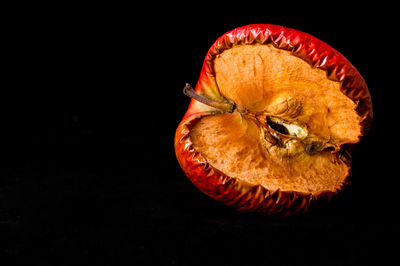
189;112;350;193
186;43;364;194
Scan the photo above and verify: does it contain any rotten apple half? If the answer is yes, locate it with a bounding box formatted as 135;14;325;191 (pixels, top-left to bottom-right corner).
175;24;372;217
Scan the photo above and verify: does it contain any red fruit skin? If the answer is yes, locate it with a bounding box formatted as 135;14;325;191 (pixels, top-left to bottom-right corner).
175;24;372;216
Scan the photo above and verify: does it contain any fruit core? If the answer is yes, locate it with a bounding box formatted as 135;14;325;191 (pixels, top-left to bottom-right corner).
186;44;362;193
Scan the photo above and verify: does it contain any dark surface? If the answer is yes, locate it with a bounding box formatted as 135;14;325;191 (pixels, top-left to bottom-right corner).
2;5;400;265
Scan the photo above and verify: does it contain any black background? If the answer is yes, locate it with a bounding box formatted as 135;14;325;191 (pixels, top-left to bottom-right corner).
2;4;400;265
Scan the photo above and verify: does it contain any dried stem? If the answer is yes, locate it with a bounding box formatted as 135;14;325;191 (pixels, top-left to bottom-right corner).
183;83;234;112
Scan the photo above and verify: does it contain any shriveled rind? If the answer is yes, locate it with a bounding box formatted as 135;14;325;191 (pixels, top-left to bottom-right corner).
189;24;372;136
175;114;350;217
176;24;369;216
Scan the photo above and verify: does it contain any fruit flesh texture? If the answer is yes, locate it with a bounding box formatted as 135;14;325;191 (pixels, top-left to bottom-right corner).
189;44;361;193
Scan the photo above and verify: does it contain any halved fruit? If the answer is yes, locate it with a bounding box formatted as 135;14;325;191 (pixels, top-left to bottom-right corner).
175;24;372;217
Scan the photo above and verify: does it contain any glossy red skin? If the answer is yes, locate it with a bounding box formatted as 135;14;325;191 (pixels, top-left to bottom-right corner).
175;24;372;217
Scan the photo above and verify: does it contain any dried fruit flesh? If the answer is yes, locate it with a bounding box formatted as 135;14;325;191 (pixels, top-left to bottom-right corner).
190;44;357;193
